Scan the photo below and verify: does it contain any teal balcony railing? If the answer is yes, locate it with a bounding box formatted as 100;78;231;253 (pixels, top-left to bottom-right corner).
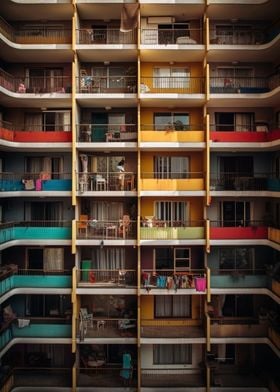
0;320;71;352
0;268;72;298
210;269;268;288
0;172;72;192
0;221;72;244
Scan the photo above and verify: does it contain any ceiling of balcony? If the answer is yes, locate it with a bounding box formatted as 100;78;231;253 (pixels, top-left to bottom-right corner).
206;0;279;20
0;2;73;20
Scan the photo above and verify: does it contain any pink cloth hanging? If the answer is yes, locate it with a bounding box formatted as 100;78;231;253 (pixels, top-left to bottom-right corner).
36;179;42;191
194;276;206;292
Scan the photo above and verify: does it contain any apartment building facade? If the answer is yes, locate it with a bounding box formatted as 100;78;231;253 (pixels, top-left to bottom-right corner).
0;0;279;391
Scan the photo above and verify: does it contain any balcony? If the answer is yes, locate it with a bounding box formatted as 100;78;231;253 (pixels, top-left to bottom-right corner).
141;28;203;46
76;219;136;240
210;316;268;339
210;125;280;144
140;220;205;241
210;28;269;46
141;369;205;389
78;367;137;388
140;76;204;94
77;172;136;192
77;268;136;288
140;172;204;193
210;173;278;192
77;123;137;143
210;269;268;289
78;317;137;340
209;75;279;94
210;220;268;240
0;267;71;298
0;68;72;95
76;75;137;94
0;19;72;45
77;28;136;45
0;221;72;245
140;123;204;145
141;319;204;339
0;120;72;144
141;268;206;293
0;172;71;192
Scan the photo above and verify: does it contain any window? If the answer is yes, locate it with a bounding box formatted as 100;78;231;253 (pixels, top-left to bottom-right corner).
153;67;190;89
155;247;191;271
154;156;189;179
153;344;191;364
219;247;254;270
155;295;191;318
26;68;63;91
221;201;251;227
25;111;71;132
158;23;190;44
155;201;188;224
215;112;254;132
91;248;125;270
25;156;63;178
215;24;253;44
154;112;189;130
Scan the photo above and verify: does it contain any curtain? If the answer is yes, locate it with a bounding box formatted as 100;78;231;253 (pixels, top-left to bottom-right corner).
235;113;253;132
154;344;191;364
90;201;123;221
43;248;64;271
25;113;42;131
92;248;125;270
155;201;187;223
155;295;190;317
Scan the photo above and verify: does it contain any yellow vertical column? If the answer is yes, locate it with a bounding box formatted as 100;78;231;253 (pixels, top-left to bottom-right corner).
71;2;77;391
137;5;141;390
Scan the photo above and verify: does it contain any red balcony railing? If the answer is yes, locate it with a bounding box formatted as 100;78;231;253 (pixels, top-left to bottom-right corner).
0;120;72;142
77;268;137;287
210;220;268;240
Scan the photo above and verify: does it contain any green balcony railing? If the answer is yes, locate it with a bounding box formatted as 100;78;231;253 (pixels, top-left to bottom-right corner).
140;220;205;240
0;221;72;244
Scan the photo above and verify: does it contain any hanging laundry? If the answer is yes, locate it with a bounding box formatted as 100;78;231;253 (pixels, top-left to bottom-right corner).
194;276;207;292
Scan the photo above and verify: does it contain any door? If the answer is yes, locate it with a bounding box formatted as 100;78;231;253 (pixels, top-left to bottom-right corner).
91;112;108;142
27;248;44;270
220;156;253;189
221;201;250;227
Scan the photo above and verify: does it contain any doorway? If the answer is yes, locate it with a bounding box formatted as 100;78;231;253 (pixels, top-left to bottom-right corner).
91;113;108;142
221;201;250;227
27;248;44;270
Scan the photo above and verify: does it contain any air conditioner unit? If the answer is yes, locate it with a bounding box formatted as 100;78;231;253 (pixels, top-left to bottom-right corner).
147;17;175;24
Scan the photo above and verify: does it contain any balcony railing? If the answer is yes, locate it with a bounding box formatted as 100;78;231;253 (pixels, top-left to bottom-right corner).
0;267;72;297
210;220;268;240
78;317;137;339
210;173;273;191
77;268;136;287
0;221;72;244
0;172;71;192
210;75;280;94
78;367;137;387
140;220;205;240
0;120;72;143
77;123;137;142
141;123;203;131
142;171;204;180
77;171;136;192
141;28;203;45
0;69;72;94
77;219;136;240
141;319;204;338
77;28;136;44
210;29;266;45
141;368;205;388
76;76;137;93
141;268;205;290
210;124;280;143
9;368;72;388
0;17;72;44
140;77;204;94
210;268;267;289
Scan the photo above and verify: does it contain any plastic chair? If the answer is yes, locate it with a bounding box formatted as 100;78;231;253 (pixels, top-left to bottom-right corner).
78;215;88;236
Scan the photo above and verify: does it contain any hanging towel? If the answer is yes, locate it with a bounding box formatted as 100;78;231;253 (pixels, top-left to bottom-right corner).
18;319;30;328
194;276;207;292
36;179;42;191
120;4;139;32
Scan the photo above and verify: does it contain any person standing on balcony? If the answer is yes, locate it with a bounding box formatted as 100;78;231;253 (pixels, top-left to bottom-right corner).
117;159;125;172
